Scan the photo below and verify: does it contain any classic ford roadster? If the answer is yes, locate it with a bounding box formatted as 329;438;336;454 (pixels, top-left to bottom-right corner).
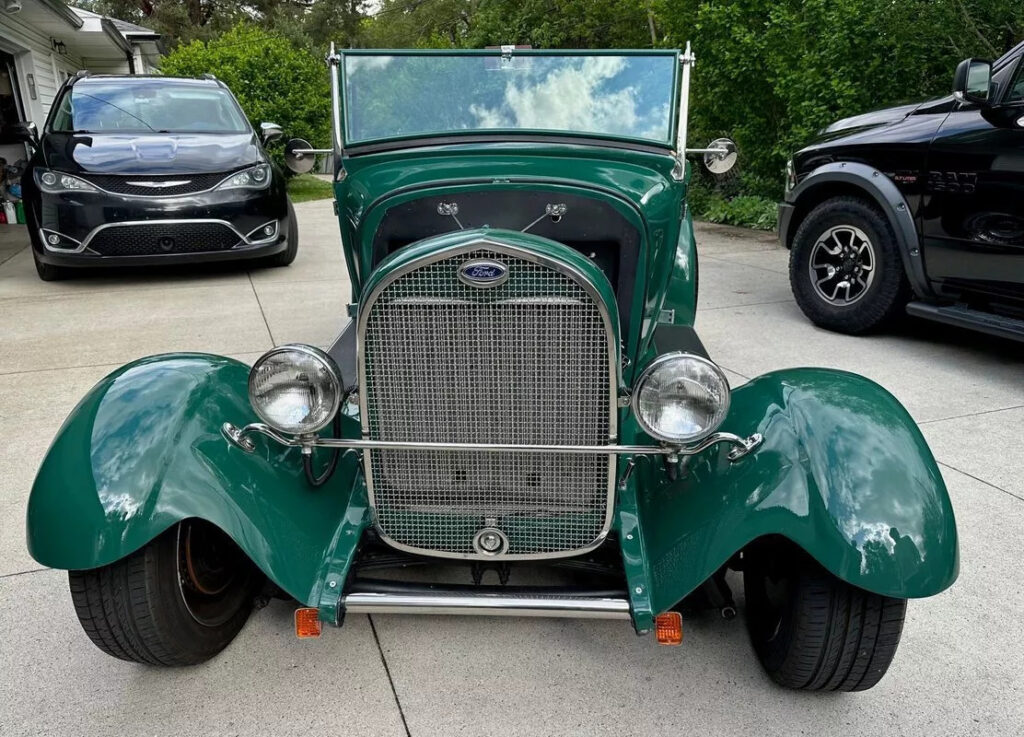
27;47;958;691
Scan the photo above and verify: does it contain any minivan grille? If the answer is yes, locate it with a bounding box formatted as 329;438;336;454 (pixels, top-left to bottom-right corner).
86;173;226;197
360;245;614;559
87;222;240;256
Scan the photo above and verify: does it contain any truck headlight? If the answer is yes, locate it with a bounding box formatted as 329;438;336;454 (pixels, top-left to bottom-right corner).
248;344;342;435
631;352;731;444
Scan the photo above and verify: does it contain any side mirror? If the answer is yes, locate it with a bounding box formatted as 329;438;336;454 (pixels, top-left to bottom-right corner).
284;138;316;174
953;58;992;106
260;122;283;145
10;121;38;147
702;138;738;175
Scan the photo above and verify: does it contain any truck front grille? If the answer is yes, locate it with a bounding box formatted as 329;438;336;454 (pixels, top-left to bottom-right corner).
359;242;615;559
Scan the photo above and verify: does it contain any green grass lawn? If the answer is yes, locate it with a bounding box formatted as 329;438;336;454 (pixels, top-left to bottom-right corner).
286;174;335;203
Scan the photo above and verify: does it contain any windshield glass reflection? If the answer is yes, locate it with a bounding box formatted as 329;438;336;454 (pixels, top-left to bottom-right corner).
343;54;676;144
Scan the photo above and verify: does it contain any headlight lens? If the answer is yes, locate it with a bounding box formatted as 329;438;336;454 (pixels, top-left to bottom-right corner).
36;169;97;193
632;352;731;444
248;344;342;435
216;164;272;191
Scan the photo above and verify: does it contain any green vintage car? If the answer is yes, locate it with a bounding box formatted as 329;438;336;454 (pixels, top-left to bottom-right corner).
27;46;958;691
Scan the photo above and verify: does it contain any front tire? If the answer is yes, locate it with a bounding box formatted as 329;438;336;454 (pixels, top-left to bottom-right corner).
744;543;907;691
265;199;298;267
789;196;909;334
69;519;262;665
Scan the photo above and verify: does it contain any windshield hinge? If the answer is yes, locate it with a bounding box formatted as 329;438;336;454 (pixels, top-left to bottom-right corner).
500;45;515;61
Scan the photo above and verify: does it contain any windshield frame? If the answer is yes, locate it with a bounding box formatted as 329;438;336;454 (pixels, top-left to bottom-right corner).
46;78;253;136
338;48;681;152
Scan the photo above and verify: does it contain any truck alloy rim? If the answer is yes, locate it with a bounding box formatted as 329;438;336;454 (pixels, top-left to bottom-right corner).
808;225;876;305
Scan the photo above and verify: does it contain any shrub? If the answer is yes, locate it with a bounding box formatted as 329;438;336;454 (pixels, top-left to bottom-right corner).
160;25;331;169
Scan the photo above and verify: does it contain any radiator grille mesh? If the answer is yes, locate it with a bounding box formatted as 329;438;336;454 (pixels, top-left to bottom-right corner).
361;247;613;558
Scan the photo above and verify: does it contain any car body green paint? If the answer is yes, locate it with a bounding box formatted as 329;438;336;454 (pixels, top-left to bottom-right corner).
27;50;957;637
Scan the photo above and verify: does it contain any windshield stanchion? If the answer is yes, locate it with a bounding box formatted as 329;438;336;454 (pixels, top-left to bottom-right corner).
672;41;695;181
326;42;346;182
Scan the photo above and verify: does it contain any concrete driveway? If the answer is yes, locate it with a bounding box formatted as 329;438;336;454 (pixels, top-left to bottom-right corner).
1;201;1022;736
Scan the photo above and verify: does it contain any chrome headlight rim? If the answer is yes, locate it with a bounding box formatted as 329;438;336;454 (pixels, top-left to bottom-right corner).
247;343;342;436
631;351;731;445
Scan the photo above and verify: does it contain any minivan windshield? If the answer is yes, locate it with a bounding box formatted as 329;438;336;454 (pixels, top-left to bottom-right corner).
342;51;678;146
50;80;251;134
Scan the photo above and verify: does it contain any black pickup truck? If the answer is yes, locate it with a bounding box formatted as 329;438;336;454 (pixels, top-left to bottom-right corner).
779;43;1024;343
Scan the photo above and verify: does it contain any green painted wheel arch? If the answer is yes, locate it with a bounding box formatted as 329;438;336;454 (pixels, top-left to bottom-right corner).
25;354;364;606
631;367;959;613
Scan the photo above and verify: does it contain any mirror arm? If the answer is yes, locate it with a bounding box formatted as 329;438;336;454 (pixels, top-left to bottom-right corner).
672;41;695;181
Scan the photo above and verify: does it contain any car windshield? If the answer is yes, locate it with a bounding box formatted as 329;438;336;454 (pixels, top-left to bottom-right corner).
50;80;250;134
342;51;678;146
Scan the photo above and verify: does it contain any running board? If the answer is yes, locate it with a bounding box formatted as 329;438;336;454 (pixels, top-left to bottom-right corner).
906;301;1024;343
340;580;632;620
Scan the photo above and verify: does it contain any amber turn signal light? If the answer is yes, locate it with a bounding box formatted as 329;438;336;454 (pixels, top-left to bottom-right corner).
294;607;322;638
654;611;683;645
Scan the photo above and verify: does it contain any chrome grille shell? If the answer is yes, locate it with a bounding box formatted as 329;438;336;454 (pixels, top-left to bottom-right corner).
357;239;618;560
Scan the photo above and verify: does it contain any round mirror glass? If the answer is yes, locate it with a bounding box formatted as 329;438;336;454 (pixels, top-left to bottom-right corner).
284;138;316;174
703;138;738;175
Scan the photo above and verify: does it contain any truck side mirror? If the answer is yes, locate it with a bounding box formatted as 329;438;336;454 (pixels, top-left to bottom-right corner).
10;121;38;148
953;58;992;106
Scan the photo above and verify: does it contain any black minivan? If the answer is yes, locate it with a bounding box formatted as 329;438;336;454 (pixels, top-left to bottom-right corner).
12;74;297;281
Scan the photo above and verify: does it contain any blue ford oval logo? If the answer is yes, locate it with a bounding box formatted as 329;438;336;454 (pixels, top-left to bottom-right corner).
458;259;509;288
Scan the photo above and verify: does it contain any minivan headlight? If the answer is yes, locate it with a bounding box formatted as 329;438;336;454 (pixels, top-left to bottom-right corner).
248;344;342;435
632;352;730;444
216;164;271;191
36;169;97;194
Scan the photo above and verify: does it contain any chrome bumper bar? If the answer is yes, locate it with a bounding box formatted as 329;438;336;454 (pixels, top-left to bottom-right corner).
341;591;632;619
222;422;764;462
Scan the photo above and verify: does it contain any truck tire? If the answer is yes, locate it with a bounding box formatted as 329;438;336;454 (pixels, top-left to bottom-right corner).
68;519;262;666
789;196;909;334
744;543;906;691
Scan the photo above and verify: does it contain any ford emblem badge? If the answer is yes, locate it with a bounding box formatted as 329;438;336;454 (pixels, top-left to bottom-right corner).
458;259;509;288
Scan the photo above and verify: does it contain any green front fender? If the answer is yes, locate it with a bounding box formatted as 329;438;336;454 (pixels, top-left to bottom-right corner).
26;354;366;607
633;368;959;614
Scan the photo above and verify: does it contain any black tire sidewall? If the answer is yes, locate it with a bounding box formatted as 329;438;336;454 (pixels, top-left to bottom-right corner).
790;197;907;334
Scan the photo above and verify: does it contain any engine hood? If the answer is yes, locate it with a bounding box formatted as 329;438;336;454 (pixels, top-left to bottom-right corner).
41;132;262;175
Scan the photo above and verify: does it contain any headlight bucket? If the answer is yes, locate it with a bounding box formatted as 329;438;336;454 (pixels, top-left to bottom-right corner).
631;352;731;444
248;344;342;435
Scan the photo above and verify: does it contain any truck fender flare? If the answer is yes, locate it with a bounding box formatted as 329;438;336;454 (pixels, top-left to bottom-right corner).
782;162;933;298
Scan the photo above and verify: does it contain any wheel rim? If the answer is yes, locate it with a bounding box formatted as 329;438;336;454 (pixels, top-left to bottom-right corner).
807;225;876;305
176;520;252;627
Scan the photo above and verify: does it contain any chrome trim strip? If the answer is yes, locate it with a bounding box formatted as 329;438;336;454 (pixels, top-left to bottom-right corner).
43;218;278;255
354;238;621;562
672;42;694;181
65;167;268;200
222;422;763;461
341;591;632;619
327;43;345;179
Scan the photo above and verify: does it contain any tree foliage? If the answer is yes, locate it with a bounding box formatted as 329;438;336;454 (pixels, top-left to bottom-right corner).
159;25;332;162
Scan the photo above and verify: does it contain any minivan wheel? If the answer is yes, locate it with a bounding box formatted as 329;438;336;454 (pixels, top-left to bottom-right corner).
743;543;907;692
790;196;909;334
265;199;298;267
32;249;70;281
68;519;262;665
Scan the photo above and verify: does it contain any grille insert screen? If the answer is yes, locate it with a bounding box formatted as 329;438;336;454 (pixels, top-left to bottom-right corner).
361;247;614;557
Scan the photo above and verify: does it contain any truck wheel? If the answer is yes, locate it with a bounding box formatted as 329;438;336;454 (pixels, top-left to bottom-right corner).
743;543;906;691
265;199;298;267
68;519;262;666
789;196;909;334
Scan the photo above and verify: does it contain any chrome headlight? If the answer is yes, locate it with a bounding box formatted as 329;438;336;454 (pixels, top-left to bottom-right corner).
36;169;97;194
632;352;731;444
248;344;342;435
216;164;271;191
